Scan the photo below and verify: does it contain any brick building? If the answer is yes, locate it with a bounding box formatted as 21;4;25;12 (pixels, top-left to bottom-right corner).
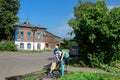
14;22;61;50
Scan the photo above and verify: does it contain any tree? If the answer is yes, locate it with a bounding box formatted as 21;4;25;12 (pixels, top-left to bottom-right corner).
107;7;120;62
0;0;20;40
60;38;78;49
68;0;120;66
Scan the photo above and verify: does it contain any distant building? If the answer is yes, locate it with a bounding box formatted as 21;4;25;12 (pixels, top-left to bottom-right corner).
44;31;61;49
14;22;61;50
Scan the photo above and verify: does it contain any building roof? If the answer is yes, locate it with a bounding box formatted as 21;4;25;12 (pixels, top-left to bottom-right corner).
15;21;47;30
45;31;61;39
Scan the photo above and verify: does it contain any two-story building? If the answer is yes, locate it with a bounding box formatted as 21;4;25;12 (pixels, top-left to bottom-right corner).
14;22;61;50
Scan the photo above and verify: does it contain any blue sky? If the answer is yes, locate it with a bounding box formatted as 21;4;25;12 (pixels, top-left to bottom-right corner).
17;0;120;39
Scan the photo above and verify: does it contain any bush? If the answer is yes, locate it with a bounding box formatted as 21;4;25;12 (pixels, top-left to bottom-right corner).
0;40;18;51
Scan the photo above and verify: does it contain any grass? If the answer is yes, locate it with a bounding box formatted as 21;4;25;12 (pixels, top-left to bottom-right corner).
23;71;120;80
19;50;52;54
0;51;18;54
0;49;52;54
58;72;120;80
23;76;36;80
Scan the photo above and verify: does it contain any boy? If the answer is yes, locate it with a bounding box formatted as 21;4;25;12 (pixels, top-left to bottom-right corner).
59;50;70;72
48;45;61;76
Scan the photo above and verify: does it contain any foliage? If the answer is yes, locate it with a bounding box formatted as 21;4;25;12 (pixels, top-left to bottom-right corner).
104;66;120;73
100;61;120;73
60;38;78;49
0;0;20;40
69;58;87;67
69;58;80;67
58;72;120;80
68;0;120;67
0;40;18;51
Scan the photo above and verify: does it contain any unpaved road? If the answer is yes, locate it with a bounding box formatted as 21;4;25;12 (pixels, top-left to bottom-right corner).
0;52;53;80
0;52;117;80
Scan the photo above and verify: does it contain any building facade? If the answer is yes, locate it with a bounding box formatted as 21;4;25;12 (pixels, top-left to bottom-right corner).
44;31;61;49
14;22;61;50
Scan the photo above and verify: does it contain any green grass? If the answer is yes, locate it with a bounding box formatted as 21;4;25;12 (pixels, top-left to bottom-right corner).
0;49;52;54
23;71;120;80
19;50;45;54
23;76;36;80
18;49;52;54
58;72;120;80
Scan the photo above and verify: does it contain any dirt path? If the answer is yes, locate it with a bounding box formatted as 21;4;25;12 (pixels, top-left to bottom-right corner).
69;66;106;73
0;52;53;80
1;52;119;80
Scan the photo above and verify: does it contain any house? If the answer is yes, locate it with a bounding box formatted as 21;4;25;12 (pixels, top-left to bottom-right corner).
14;22;61;50
44;31;61;49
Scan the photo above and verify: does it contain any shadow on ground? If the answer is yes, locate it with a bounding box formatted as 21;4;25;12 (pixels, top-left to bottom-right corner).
5;63;65;80
5;70;63;80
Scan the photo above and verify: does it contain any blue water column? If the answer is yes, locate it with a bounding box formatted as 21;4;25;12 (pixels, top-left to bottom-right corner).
60;61;64;76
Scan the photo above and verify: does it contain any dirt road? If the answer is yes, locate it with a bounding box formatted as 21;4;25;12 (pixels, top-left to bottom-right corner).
0;52;53;80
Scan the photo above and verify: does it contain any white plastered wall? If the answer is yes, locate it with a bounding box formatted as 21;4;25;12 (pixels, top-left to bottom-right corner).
15;41;45;50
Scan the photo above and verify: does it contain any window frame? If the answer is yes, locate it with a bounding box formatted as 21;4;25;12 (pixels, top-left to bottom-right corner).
20;31;24;40
27;32;31;40
20;43;24;50
27;43;31;50
37;32;41;40
37;44;41;50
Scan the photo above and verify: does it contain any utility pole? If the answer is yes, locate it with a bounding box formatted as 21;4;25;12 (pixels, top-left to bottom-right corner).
32;26;37;52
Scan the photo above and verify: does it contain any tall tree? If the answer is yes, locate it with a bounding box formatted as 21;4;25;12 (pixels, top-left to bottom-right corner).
68;0;120;66
0;0;20;40
107;7;120;62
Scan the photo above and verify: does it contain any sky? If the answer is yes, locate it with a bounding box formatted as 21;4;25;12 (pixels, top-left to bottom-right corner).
17;0;120;39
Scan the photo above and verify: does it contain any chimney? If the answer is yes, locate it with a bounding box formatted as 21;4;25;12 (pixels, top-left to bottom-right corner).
23;21;29;24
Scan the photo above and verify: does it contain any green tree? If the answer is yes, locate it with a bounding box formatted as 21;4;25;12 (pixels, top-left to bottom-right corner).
68;0;120;66
60;38;78;49
107;7;120;62
0;0;20;40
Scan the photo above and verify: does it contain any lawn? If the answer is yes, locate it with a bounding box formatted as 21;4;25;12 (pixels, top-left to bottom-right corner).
58;72;120;80
23;71;120;80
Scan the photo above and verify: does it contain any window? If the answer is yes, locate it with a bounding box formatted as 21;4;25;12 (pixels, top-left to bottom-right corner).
27;43;31;50
37;44;41;50
20;43;24;50
20;31;24;40
45;43;49;48
27;32;31;40
37;32;40;40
